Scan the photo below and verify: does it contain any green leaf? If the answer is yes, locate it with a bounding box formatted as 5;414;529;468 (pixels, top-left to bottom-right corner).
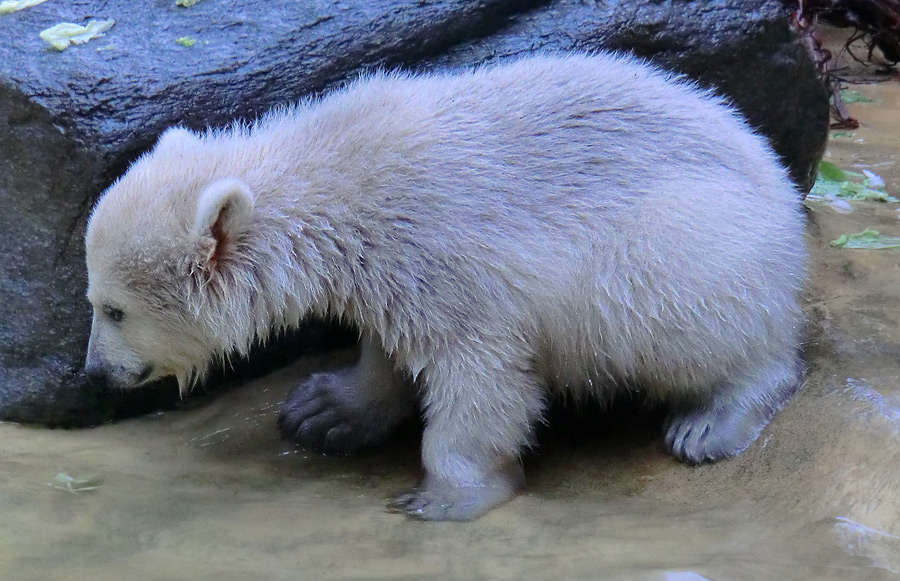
810;162;897;203
831;229;900;249
818;161;847;182
840;89;877;104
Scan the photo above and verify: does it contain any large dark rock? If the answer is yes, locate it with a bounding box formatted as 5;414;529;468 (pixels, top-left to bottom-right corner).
0;0;829;426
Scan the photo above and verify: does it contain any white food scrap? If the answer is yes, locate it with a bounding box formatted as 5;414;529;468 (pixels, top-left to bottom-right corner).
40;19;116;51
0;0;50;15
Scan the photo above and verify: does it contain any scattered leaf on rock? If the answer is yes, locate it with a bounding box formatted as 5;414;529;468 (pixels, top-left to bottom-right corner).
831;229;900;250
40;19;115;51
176;36;196;47
0;0;49;14
176;0;200;6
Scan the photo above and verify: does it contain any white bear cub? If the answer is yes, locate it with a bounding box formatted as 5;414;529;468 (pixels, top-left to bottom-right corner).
85;53;806;521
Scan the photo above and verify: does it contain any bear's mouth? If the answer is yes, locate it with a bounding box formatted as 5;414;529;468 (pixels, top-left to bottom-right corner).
135;365;154;385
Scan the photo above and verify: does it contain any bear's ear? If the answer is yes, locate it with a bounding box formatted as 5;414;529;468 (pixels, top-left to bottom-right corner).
156;126;198;150
192;178;255;267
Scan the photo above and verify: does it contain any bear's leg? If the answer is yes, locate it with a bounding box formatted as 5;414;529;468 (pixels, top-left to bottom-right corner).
278;333;416;455
390;352;544;521
664;350;803;464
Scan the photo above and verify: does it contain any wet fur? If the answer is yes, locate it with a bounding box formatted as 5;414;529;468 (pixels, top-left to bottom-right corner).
85;53;807;520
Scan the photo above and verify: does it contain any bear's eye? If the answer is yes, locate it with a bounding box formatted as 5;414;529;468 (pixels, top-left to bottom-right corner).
102;304;125;323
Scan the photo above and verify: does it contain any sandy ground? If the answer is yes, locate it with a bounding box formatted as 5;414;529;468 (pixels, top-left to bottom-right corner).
2;37;900;581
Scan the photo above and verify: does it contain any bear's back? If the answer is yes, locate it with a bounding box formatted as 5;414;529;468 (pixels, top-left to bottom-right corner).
206;54;806;386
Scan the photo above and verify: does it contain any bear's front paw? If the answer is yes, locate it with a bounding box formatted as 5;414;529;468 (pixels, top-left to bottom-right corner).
278;371;392;455
388;464;524;521
389;484;515;521
664;405;765;465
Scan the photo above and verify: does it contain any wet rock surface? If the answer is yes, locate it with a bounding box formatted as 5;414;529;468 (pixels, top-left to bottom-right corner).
0;0;828;423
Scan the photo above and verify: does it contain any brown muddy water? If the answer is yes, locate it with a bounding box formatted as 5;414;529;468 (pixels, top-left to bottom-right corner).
3;67;900;581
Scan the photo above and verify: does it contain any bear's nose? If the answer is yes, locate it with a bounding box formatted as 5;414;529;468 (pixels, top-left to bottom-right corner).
84;362;108;385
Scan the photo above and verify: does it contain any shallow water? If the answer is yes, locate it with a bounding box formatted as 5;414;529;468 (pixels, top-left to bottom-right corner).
5;352;900;581
4;61;900;581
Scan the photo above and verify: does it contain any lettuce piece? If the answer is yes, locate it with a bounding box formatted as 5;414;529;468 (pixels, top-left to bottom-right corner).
40;19;115;51
0;0;49;14
831;229;900;250
810;162;897;203
818;161;846;182
840;89;877;104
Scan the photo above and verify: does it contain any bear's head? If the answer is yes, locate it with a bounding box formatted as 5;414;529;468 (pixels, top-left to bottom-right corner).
84;127;257;391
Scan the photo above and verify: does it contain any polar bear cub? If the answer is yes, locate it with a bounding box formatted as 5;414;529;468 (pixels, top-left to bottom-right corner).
84;53;807;521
